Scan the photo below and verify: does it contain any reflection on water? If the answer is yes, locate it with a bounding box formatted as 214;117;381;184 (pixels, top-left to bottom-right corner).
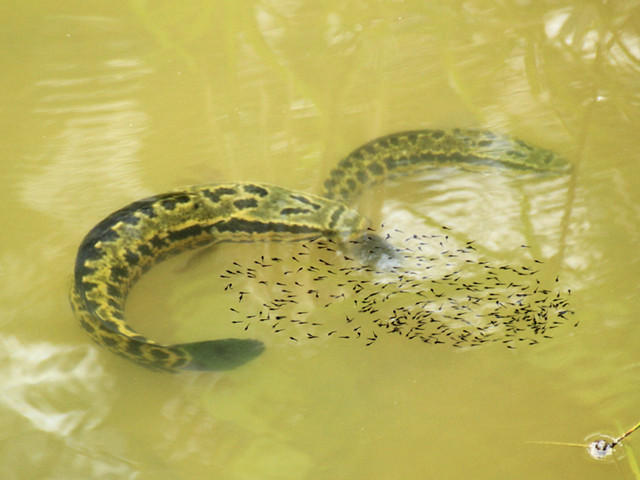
2;1;640;479
0;335;107;435
20;16;152;226
0;336;133;478
544;5;640;64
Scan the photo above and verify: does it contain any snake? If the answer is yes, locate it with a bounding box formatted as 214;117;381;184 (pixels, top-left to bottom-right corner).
70;128;570;372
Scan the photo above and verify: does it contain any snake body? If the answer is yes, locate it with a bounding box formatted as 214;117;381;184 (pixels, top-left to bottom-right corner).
71;129;569;372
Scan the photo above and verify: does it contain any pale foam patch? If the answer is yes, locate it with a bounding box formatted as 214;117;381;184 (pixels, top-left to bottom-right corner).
0;335;111;436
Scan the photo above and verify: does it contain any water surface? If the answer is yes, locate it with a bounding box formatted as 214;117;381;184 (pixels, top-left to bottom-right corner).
2;1;639;479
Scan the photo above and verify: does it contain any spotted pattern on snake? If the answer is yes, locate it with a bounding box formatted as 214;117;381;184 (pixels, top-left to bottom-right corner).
70;129;570;372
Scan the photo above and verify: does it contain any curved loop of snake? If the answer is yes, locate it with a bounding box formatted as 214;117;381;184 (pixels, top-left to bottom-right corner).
71;129;570;372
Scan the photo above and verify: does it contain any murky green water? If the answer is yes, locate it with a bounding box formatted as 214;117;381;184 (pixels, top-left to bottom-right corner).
2;1;639;478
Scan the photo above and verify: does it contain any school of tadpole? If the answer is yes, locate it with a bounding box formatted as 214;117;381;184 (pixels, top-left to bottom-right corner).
219;226;575;349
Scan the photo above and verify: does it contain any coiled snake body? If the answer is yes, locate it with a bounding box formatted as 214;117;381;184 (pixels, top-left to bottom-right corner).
71;129;569;372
